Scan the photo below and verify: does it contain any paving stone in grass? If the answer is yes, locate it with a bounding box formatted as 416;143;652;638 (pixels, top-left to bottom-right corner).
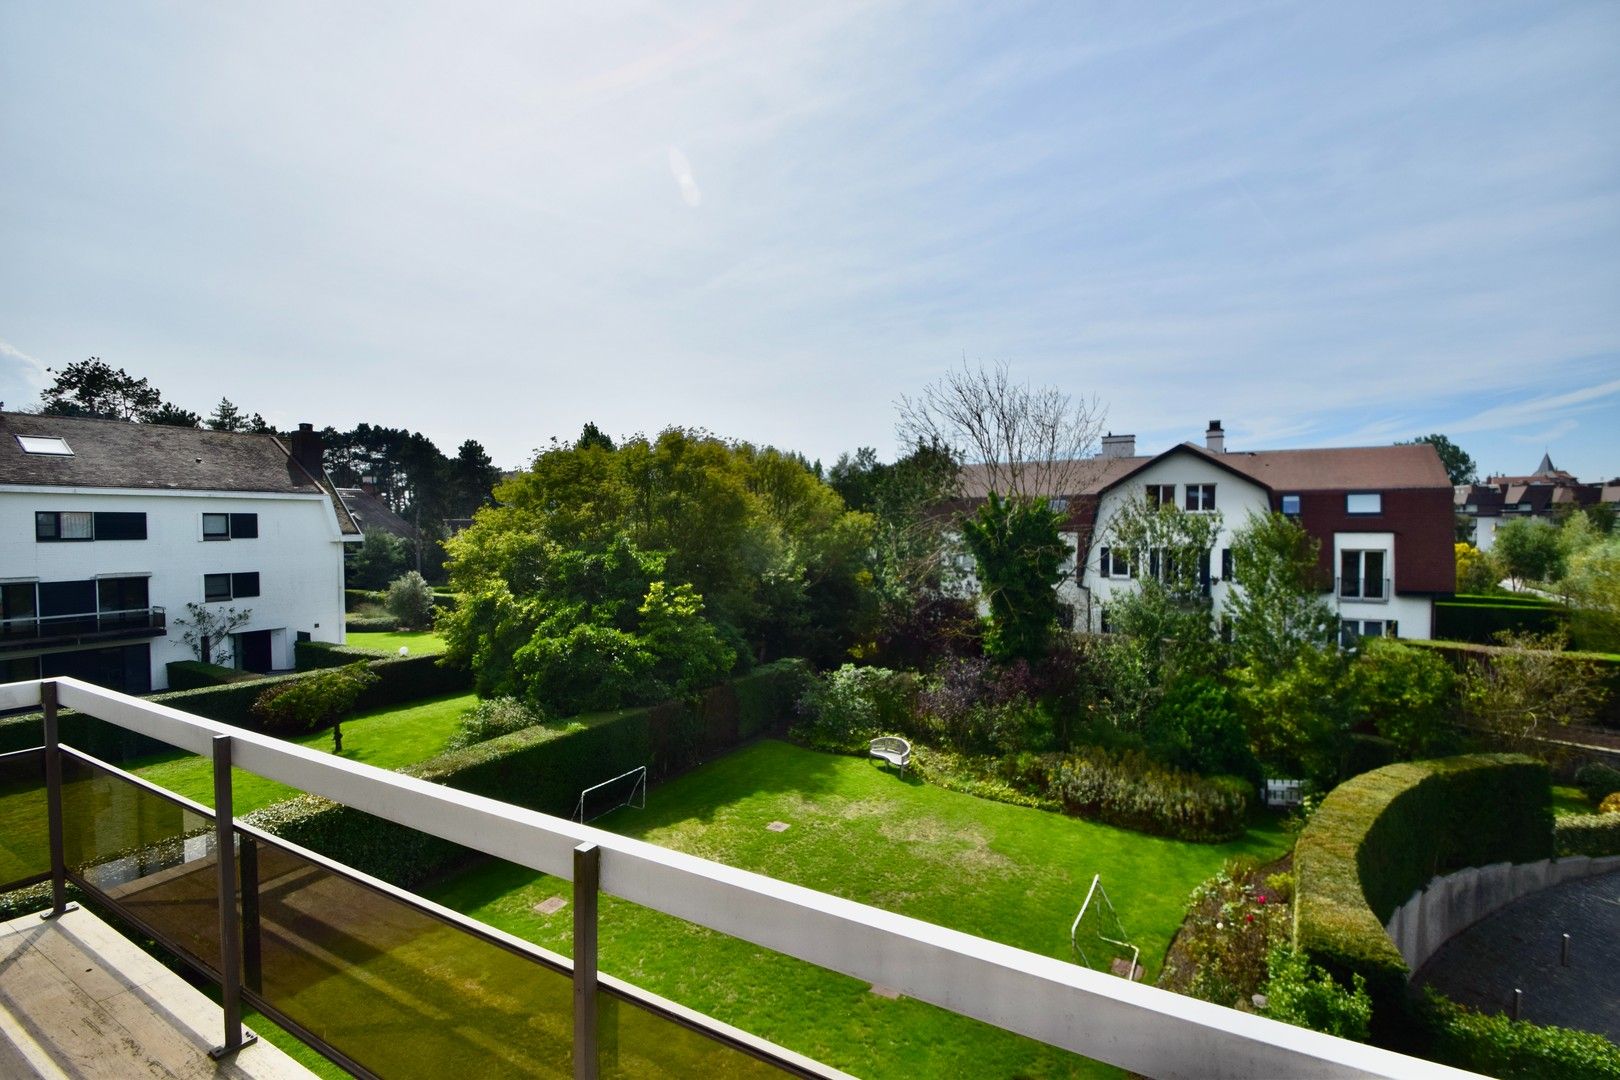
532;896;567;916
869;984;901;999
766;821;790;832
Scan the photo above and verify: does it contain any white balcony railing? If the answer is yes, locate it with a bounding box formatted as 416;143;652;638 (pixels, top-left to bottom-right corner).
0;677;1480;1080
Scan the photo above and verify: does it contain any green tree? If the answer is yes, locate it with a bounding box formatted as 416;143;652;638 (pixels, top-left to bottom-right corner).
251;662;379;752
1564;538;1620;652
960;492;1069;663
448;438;501;518
171;602;252;666
1102;494;1224;679
347;531;412;590
1224;512;1336;674
1230;645;1352;783
1348;638;1456;759
40;357;162;420
148;402;202;427
1493;519;1564;587
1455;542;1502;594
1400;433;1477;486
204;397;270;433
575;421;615;451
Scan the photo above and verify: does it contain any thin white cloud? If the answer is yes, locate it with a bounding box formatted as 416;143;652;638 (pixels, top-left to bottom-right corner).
1446;377;1620;436
0;340;51;411
667;146;702;208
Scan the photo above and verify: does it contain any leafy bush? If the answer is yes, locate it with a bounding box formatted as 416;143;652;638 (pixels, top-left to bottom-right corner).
792;664;919;753
447;697;545;750
1418;988;1620;1080
252;662;379;750
1459;631;1608;751
1576;762;1620;802
1600;792;1620;814
1001;746;1250;842
386;571;436;630
1347;638;1456;760
1263;944;1371;1042
1555;812;1620;857
1293;755;1552;1032
1148;676;1257;780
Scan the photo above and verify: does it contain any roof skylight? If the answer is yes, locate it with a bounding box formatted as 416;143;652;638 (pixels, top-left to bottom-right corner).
16;435;74;456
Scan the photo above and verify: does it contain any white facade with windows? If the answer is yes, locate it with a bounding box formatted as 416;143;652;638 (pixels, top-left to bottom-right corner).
0;414;357;692
1078;451;1436;641
1082;453;1272;633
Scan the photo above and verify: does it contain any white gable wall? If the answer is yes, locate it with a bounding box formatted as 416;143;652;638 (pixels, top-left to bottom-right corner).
1081;455;1271;632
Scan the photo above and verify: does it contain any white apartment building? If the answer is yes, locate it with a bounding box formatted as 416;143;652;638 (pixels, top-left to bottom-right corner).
0;412;360;692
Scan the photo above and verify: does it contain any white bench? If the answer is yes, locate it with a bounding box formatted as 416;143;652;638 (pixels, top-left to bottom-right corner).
869;736;912;777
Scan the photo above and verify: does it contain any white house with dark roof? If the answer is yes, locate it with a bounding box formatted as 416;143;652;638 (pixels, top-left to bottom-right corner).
955;422;1457;643
0;412;360;692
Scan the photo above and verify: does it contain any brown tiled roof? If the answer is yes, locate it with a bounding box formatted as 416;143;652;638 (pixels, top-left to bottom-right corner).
956;441;1450;499
0;411;361;535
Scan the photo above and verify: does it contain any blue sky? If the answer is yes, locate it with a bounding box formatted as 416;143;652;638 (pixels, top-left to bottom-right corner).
2;2;1617;480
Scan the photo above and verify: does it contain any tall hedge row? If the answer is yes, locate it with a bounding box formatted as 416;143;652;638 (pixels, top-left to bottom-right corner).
245;659;808;888
1433;598;1567;643
0;653;472;759
1293;754;1552;1031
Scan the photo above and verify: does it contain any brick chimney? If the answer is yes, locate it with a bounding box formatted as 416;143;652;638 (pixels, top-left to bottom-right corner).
1100;432;1136;459
1205;420;1225;454
289;422;324;478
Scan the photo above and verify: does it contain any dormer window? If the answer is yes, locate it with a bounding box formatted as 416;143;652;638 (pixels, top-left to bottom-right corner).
16;435;73;455
1281;494;1301;516
1346;492;1382;515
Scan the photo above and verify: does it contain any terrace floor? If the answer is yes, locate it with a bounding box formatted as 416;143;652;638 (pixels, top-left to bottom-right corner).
0;906;314;1080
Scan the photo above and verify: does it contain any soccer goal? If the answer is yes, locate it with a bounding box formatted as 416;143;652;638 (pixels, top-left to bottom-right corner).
1070;874;1140;981
573;765;648;824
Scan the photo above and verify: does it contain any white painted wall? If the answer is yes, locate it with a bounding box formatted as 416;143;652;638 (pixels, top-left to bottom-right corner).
1081;457;1435;640
0;485;349;688
1081;456;1272;632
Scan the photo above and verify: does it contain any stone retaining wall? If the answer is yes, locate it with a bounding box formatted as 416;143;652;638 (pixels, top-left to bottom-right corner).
1385;854;1620;977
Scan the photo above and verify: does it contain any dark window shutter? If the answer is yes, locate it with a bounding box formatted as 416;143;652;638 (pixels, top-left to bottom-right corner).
232;572;261;598
230;513;259;538
1099;546;1110;576
94;512;147;540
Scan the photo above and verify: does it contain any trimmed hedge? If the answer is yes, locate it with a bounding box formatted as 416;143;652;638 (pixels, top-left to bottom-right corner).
346;616;400;633
244;659;809;888
997;748;1250;842
1434;598;1567;643
1555;813;1620;857
1575;762;1620;802
0;652;471;760
1407;639;1620;727
164;660;265;690
1294;755;1552;1032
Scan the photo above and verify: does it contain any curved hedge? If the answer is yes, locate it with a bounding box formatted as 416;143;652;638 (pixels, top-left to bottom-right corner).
1294;754;1552;1028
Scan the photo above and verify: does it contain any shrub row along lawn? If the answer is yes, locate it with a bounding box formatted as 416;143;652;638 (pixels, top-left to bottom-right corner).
126;691;476;813
345;630;448;656
427;739;1291;1080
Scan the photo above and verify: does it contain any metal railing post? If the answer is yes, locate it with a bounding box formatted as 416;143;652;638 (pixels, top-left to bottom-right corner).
208;734;257;1059
573;842;600;1080
40;681;77;920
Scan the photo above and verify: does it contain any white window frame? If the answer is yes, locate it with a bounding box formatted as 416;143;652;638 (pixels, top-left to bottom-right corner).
1185;484;1216;512
1338;549;1389;601
1145;484;1175;508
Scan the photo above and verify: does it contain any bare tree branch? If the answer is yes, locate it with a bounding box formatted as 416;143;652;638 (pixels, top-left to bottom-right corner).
897;360;1106;499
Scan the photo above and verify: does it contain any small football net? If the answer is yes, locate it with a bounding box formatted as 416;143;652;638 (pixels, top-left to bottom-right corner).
1070;874;1140;981
573;765;647;824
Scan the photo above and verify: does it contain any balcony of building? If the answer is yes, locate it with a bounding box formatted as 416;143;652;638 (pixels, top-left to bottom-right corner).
0;607;167;653
0;677;1479;1079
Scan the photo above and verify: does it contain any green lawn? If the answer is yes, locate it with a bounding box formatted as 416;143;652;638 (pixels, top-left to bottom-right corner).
428;740;1291;1079
1552;784;1593;818
345;630;447;656
126;691;475;813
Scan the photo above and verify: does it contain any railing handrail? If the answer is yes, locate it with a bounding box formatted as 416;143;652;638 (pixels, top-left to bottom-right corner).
0;676;1479;1080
